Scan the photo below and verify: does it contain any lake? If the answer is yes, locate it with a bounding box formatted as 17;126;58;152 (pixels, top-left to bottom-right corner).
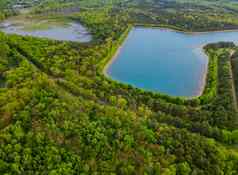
0;18;92;42
106;27;238;97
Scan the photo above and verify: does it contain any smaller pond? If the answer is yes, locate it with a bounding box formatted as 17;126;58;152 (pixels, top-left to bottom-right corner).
0;18;92;42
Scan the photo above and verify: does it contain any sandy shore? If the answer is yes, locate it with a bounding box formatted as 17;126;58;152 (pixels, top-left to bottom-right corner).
191;44;209;98
201;59;209;96
103;45;123;77
103;27;131;77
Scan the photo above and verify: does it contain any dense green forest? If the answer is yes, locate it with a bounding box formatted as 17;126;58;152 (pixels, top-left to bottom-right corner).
1;0;238;174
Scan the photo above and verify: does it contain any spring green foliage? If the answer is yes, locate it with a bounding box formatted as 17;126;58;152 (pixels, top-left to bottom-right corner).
0;1;238;174
31;0;238;31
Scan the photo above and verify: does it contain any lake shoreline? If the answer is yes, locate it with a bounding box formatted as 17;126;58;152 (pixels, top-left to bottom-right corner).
103;45;122;77
102;26;132;78
134;23;238;35
1;15;232;98
0;17;92;42
103;26;212;98
195;45;209;98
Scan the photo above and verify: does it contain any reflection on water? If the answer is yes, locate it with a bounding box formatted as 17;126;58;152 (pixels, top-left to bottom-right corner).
0;20;92;42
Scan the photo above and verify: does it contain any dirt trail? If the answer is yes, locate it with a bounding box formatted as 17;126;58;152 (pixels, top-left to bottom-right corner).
229;50;238;111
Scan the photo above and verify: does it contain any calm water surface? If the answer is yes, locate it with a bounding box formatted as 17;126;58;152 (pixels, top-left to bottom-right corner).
0;20;92;42
106;27;238;97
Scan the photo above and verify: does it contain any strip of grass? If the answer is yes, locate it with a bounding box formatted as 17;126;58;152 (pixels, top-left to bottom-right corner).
231;55;238;105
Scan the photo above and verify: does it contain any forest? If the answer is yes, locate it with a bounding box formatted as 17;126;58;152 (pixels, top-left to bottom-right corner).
0;0;238;174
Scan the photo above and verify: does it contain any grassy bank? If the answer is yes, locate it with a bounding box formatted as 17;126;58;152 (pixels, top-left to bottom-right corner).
97;25;132;74
232;56;238;106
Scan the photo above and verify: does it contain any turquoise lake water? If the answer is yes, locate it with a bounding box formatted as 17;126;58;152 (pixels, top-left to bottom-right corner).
106;27;238;97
